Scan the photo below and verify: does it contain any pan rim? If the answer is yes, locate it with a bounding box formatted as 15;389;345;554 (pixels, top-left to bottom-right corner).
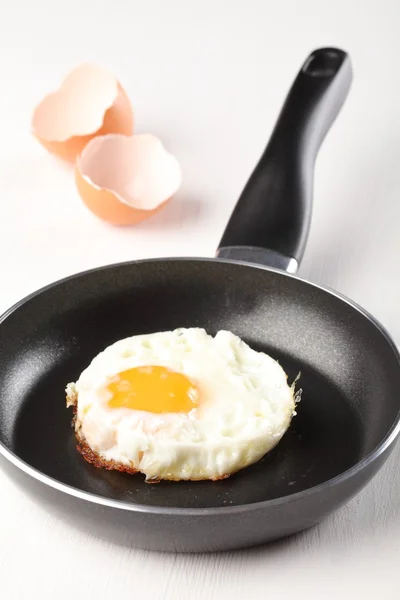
1;255;400;516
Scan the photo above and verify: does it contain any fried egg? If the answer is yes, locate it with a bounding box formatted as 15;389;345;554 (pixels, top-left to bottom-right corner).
66;328;296;482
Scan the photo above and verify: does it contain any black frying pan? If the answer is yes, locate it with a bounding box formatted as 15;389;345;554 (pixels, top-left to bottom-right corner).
1;47;399;553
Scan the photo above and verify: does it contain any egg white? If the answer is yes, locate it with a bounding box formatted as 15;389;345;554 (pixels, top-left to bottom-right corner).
66;328;296;481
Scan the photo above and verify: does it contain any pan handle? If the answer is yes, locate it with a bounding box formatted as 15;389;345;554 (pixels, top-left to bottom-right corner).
216;47;352;273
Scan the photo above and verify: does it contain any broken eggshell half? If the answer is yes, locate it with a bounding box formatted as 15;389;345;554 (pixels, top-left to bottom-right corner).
32;64;134;163
75;133;182;225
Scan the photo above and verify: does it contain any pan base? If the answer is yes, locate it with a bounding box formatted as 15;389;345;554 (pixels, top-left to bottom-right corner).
10;348;363;509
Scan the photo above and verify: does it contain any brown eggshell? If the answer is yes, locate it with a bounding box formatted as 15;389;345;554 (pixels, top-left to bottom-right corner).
32;64;134;163
75;133;182;225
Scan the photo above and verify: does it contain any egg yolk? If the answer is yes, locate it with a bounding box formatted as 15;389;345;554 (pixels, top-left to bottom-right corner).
107;365;199;413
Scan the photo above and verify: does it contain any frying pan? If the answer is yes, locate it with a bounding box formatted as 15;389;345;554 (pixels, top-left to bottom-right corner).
1;47;400;554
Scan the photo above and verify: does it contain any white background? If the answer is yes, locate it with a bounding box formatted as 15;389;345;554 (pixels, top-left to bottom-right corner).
1;0;400;598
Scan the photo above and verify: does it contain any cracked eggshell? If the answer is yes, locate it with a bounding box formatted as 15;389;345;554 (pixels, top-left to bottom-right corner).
32;64;134;162
75;134;182;225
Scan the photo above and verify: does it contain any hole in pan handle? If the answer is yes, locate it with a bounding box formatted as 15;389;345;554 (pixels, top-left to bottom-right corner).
217;47;353;273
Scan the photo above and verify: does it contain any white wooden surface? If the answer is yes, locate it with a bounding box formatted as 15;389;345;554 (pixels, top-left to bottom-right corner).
1;1;400;598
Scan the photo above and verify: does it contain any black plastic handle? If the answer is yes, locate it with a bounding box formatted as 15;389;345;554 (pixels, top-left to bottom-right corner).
217;47;352;273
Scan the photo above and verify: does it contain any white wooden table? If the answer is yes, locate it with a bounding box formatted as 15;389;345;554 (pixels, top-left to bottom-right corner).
1;1;400;597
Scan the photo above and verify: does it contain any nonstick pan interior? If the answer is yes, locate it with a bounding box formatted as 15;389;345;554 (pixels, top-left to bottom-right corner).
0;259;399;510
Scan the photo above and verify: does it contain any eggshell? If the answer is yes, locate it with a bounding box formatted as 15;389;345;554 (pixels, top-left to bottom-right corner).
32;64;134;162
75;134;182;225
